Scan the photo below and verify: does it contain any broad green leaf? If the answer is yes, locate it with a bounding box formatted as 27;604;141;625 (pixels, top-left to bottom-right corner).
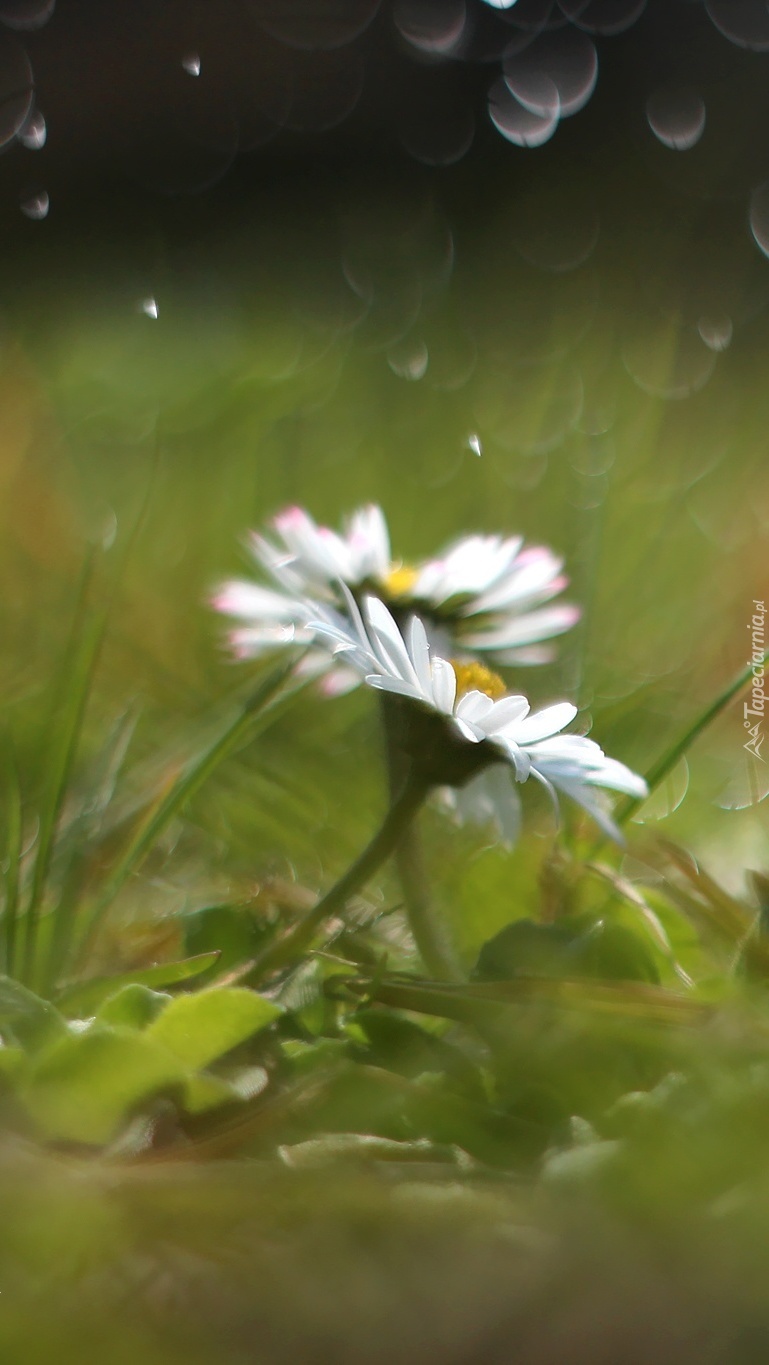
183;1071;243;1115
183;903;271;981
474;917;660;985
281;1038;349;1075
22;1025;187;1144
56;952;221;1016
182;1064;269;1115
95;984;172;1029
145;987;282;1071
0;975;68;1051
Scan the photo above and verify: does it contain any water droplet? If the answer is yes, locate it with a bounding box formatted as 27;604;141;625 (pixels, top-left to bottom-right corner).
422;322;476;390
393;0;466;55
570;437;615;474
480;0;518;8
0;0;54;30
181;52;201;76
646;85;705;151
253;0;381;51
504;29;598;118
705;0;769;50
698;315;732;352
399;94;474;165
716;755;769;810
504;66;561;119
387;336;428;380
633;758;690;821
85;504;118;551
488;76;559;147
455;3;532;61
19;105;44;148
512;185;599;271
283;48;364;132
570;469;609;510
138;296;159;318
622;317;716;399
467;433;483;456
557;0;646;35
575;384;616;435
504;0;562;28
749;181;769;259
19;185;48;218
475;361;583;454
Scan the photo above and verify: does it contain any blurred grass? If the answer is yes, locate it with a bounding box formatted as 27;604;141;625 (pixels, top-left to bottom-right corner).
0;191;767;1359
1;205;765;926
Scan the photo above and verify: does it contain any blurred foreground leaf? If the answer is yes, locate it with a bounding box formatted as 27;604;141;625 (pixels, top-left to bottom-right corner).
95;983;172;1029
144;986;282;1071
21;1025;186;1144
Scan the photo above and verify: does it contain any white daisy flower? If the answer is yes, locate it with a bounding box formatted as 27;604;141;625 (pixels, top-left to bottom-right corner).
308;593;647;843
403;535;579;666
211;503;578;680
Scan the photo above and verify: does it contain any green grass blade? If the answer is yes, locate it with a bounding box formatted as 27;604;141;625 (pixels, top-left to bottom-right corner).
73;656;303;962
616;650;769;827
341;974;707;1027
22;555;108;986
41;709;140;996
55;951;222;1016
2;751;22;979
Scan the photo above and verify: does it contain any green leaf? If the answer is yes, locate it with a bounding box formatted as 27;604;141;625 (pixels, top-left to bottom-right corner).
56;952;221;1016
281;1038;350;1075
183;1070;243;1115
22;1025;186;1144
474;917;660;986
145;987;282;1071
0;975;68;1051
95;984;172;1029
183;903;270;980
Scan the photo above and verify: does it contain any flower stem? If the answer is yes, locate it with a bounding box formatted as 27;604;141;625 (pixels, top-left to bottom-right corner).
250;776;428;980
393;820;463;981
616;649;769;827
379;695;463;982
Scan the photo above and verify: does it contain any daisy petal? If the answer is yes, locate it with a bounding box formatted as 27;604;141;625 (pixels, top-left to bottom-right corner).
365;673;424;702
430;656;457;714
455;690;497;726
509;702;577;744
481;694;531;734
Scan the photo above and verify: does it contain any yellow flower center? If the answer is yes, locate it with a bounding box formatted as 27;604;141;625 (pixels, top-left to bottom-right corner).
382;563;419;597
451;660;506;700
